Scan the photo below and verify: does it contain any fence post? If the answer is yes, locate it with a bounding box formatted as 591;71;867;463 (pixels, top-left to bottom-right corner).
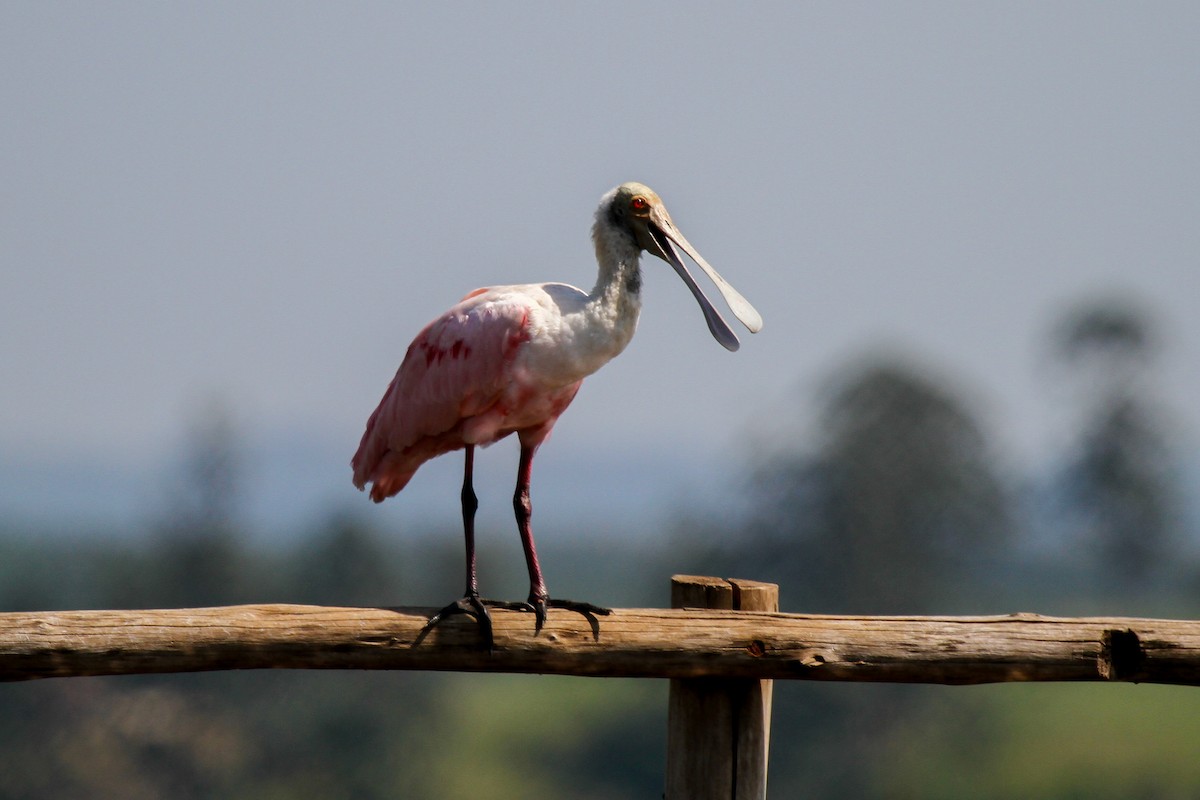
665;575;778;800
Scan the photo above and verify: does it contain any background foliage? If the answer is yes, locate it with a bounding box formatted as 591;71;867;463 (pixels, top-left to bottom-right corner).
2;299;1198;799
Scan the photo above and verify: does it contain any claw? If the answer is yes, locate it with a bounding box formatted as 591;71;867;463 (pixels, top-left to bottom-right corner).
531;596;548;632
421;593;496;650
418;593;614;648
515;596;612;634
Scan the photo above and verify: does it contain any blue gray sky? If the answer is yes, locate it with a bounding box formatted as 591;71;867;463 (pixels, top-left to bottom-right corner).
2;4;1198;532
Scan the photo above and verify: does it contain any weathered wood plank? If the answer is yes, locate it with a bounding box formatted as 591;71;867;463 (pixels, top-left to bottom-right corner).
666;576;778;800
728;578;776;800
1;601;1199;684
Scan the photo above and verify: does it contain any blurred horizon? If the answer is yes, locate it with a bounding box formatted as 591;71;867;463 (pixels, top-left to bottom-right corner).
3;4;1199;526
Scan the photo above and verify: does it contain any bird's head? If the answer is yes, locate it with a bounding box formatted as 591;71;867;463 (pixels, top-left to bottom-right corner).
599;181;763;352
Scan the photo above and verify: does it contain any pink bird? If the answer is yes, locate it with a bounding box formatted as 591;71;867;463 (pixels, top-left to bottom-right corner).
352;182;762;645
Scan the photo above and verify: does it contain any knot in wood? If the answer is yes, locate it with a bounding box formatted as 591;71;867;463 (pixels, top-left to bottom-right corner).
800;651;828;668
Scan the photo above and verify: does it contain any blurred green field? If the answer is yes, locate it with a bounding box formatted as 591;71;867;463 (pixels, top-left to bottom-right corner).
883;683;1200;800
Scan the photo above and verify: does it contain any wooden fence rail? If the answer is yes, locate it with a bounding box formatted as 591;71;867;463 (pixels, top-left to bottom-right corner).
4;574;1200;800
2;579;1198;686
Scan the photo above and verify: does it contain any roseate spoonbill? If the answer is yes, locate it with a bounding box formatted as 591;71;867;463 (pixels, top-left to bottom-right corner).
351;182;762;646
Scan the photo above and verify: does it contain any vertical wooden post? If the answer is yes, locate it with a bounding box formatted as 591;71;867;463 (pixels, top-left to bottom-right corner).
665;575;778;800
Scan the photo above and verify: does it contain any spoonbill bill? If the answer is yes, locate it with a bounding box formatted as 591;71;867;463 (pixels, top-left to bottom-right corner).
351;182;762;646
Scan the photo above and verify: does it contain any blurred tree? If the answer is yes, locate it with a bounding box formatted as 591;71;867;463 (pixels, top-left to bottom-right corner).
292;512;400;606
1053;300;1179;586
743;358;1011;614
150;398;250;607
177;400;241;536
701;357;1012;798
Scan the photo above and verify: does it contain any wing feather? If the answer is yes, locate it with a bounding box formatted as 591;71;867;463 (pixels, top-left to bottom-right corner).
351;290;532;500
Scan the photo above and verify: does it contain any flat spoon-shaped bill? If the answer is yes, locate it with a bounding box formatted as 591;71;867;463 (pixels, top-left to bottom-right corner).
665;227;763;334
661;238;742;351
646;213;763;351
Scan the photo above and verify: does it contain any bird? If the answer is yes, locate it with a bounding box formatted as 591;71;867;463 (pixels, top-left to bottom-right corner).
351;181;762;646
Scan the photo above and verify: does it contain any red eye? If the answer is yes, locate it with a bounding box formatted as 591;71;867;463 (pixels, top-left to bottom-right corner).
631;196;648;211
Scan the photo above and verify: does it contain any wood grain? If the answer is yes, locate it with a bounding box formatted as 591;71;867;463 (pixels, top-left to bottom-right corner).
666;576;778;800
2;600;1198;685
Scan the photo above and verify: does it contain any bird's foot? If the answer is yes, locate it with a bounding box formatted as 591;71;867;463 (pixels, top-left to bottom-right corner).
421;593;507;651
419;593;613;649
512;595;613;634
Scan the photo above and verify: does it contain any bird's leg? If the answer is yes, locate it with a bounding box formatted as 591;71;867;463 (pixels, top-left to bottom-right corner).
423;445;496;646
512;443;611;633
512;443;548;628
460;444;481;599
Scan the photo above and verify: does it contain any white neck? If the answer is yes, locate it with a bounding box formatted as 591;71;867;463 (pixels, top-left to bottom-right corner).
589;215;644;320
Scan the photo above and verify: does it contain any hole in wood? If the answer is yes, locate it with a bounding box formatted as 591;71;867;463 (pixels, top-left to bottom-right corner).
1100;628;1145;680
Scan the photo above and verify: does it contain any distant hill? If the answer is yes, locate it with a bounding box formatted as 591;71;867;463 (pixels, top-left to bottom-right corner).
0;432;738;543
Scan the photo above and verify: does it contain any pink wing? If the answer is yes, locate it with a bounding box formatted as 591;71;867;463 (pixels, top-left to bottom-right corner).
351;288;533;502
